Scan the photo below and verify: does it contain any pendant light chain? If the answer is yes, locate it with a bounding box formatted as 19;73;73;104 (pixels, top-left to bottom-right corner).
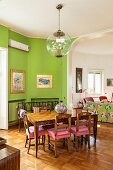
47;4;71;57
58;8;60;31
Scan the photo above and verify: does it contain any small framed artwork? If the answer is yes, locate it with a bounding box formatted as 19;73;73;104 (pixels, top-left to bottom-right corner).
37;75;52;88
76;68;83;93
107;79;113;86
10;69;25;93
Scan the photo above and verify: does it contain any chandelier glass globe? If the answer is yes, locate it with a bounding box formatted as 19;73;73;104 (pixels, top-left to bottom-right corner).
47;30;71;57
46;4;71;57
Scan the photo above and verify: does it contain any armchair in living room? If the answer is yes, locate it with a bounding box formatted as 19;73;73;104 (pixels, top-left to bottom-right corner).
83;97;94;105
99;96;108;103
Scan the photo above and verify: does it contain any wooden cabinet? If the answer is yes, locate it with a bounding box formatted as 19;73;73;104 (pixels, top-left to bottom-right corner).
0;144;20;170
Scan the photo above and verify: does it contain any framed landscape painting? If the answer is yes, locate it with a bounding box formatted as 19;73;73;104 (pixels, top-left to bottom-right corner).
10;69;25;93
37;75;52;88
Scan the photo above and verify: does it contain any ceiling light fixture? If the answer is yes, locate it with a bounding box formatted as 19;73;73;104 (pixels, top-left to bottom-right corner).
47;4;71;57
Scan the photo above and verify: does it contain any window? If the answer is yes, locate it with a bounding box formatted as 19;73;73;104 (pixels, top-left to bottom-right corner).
88;70;103;94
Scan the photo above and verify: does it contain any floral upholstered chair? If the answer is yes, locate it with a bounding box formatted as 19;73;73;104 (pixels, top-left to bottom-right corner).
99;96;108;103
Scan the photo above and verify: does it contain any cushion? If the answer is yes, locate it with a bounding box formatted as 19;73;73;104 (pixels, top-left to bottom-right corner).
26;125;45;138
18;109;26;118
47;128;70;140
71;126;89;136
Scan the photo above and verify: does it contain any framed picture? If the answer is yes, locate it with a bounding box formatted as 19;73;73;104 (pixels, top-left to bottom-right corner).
107;79;113;86
37;75;52;88
10;69;25;93
76;68;82;93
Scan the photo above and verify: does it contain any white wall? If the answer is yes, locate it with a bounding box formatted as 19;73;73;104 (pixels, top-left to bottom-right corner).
68;48;113;108
0;48;8;129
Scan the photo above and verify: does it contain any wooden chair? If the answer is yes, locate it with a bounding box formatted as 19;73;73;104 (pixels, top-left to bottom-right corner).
23;115;45;154
18;109;26;132
71;111;91;151
74;107;83;117
47;113;71;157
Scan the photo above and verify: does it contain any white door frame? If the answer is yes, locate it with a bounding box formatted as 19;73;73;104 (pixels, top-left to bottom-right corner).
0;47;8;129
67;39;80;109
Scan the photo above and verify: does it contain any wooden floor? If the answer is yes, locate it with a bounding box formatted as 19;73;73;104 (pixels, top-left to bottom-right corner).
0;123;113;170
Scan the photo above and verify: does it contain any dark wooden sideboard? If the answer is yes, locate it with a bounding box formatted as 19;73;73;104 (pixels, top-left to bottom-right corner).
0;144;20;170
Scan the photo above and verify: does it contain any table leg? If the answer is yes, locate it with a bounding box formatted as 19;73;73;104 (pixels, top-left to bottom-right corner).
93;115;98;143
34;122;38;158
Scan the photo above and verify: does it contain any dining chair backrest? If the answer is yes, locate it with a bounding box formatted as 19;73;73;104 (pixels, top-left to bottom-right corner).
74;108;83;116
55;114;71;136
33;107;40;113
23;115;30;132
76;112;91;132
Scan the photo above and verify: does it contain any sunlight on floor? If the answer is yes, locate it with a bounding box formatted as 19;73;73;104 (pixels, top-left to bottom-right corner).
97;124;101;128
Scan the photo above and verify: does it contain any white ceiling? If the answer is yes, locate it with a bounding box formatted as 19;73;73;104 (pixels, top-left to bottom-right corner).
73;31;113;55
0;0;113;54
0;0;113;38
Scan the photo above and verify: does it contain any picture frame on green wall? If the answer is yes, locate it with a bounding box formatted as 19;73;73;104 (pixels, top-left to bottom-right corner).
10;69;25;93
37;75;52;88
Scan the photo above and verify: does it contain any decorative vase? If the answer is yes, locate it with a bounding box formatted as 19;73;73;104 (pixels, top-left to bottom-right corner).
55;101;67;113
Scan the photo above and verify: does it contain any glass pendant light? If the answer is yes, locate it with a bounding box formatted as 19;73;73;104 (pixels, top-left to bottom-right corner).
47;4;71;57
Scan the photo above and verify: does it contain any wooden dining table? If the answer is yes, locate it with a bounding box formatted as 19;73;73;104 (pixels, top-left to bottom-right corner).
27;111;98;158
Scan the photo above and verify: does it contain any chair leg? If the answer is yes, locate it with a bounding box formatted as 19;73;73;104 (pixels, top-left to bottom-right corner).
81;135;83;145
87;135;90;149
54;140;57;158
63;138;65;147
25;135;28;148
27;138;31;154
76;137;79;152
73;134;75;147
85;135;88;145
67;138;70;153
39;136;40;144
18;118;21;132
42;135;45;151
48;135;50;150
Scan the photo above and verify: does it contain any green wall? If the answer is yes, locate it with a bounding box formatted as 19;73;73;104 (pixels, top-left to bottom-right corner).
27;38;63;101
8;31;65;102
0;25;67;102
0;25;8;48
0;24;69;124
8;30;29;100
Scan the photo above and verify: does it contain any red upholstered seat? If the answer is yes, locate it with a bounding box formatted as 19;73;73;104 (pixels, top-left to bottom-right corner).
26;125;45;139
47;128;70;140
71;126;89;136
